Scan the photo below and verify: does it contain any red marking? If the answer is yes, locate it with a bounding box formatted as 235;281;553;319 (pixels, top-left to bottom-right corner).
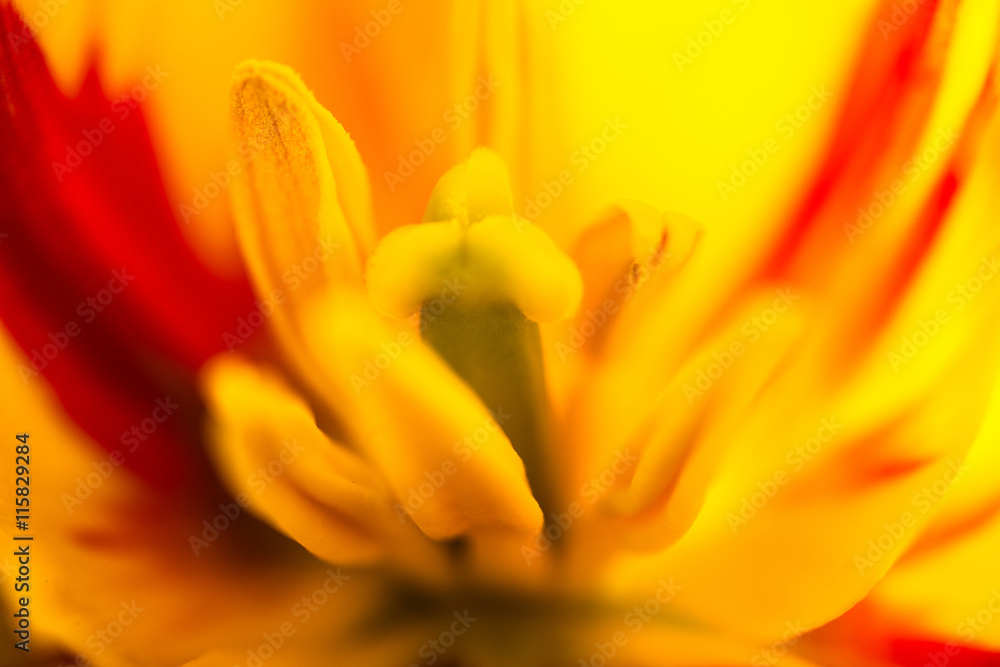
0;3;255;489
763;0;956;278
891;638;1000;666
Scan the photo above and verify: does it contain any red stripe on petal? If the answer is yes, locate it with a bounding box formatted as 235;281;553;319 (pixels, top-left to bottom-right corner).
890;638;1000;666
903;493;1000;563
0;3;255;488
763;0;959;278
803;604;1000;667
867;74;998;330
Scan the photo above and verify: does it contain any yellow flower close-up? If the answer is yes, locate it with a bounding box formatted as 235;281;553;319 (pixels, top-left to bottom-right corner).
1;0;1000;665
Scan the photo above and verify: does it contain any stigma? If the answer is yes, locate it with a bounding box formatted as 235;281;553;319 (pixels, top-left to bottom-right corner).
367;148;583;518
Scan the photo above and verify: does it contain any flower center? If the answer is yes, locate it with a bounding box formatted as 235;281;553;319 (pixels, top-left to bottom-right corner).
367;148;583;519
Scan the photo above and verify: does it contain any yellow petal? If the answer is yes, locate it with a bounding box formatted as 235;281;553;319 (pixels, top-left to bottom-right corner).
868;510;1000;651
229;59;379;395
230;59;370;290
554;201;701;363
609;293;1000;648
301;293;543;542
604;290;804;548
0;326;379;666
200;355;448;575
572;202;701;308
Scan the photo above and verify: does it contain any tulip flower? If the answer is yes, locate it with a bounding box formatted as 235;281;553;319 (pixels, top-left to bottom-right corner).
2;1;1000;665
